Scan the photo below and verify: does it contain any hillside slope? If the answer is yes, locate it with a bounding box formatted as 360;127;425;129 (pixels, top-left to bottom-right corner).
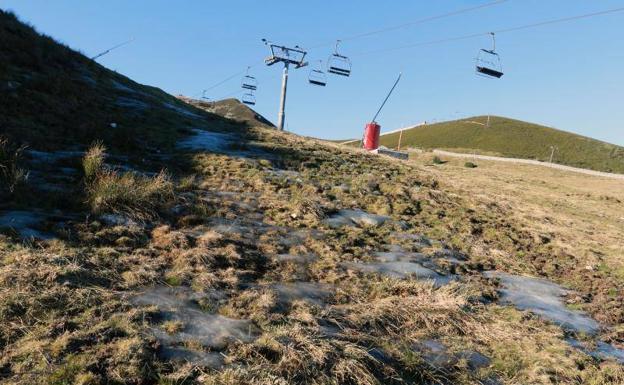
378;116;624;173
0;10;239;153
1;10;623;385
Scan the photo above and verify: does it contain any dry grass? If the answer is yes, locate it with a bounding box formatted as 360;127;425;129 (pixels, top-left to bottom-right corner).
406;152;624;327
1;125;622;384
85;169;174;220
0;136;27;194
82;142;106;181
81;144;174;220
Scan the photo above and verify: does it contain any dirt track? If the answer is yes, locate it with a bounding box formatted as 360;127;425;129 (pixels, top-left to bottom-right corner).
429;149;624;180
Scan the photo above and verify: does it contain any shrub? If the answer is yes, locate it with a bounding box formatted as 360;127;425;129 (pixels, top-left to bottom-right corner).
0;137;27;194
86;169;174;220
432;156;444;165
82;142;106;180
82;144;173;219
464;161;478;168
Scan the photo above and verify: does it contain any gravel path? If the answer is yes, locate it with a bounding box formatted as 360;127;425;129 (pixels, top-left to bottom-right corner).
430;149;624;180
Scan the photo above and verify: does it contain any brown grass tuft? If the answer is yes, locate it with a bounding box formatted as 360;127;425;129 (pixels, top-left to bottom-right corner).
0;136;27;194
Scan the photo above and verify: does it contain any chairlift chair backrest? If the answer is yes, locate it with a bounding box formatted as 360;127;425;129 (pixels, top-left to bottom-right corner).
242;75;257;90
308;61;327;86
327;40;352;77
242;92;256;106
241;67;258;90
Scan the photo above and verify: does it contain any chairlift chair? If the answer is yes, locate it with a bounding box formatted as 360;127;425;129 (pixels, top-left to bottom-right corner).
242;92;256;106
241;67;258;90
308;61;327;86
475;33;504;79
327;40;352;77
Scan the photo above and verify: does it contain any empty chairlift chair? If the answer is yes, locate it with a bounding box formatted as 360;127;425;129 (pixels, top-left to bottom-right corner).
308;61;327;86
242;92;256;106
327;40;352;77
241;67;258;90
475;33;504;79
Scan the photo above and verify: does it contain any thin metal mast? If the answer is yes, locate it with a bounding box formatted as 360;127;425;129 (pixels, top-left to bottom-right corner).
278;64;289;131
371;73;402;123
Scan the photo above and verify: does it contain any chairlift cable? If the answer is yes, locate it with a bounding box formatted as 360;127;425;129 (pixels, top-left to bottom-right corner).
307;0;510;49
352;6;624;57
342;0;507;42
91;38;135;60
202;0;510;90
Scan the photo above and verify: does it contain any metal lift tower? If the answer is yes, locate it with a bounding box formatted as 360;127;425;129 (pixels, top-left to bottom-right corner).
262;39;308;131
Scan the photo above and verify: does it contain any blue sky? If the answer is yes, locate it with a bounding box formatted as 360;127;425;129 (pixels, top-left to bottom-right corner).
3;0;624;144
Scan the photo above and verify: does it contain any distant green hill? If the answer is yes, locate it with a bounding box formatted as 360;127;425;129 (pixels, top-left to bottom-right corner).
377;116;624;174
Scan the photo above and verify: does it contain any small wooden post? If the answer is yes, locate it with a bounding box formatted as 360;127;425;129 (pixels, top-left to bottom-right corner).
397;129;403;151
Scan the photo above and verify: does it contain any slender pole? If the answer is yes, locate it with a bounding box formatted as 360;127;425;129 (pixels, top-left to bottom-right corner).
277;63;289;131
397;129;403;151
372;73;402;123
549;146;556;163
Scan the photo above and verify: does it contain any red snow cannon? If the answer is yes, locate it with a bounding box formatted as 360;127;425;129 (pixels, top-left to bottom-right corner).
363;122;381;151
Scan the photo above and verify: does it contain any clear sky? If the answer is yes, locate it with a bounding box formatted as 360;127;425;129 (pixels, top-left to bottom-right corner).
2;0;624;144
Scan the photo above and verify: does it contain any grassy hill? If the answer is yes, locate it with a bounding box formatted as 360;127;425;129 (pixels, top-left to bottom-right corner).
377;116;624;173
0;10;239;153
179;97;275;129
1;9;624;385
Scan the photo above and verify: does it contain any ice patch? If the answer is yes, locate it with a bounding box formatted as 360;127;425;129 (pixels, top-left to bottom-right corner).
116;97;149;110
344;261;452;286
100;214;139;227
344;249;455;286
595;341;624;363
274;254;318;264
485;271;600;334
271;282;332;307
324;209;390;228
111;80;137;93
373;250;427;263
0;211;52;239
177;129;237;153
160;346;224;369
26;150;83;164
567;338;624;364
163;102;203;118
411;340;457;368
177;129;271;158
130;286;258;350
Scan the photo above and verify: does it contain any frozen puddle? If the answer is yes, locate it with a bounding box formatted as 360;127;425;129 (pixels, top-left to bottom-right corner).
177;129;269;157
324;209;390;228
177;129;235;152
130;286;258;367
163;102;203;119
26;149;83;164
411;340;492;373
271;282;332;307
567;338;624;364
160;346;224;369
274;253;318;265
485;271;599;334
344;250;454;286
0;211;52;239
